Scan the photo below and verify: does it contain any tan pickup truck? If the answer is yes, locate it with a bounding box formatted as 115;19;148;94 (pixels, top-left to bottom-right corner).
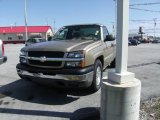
16;24;116;91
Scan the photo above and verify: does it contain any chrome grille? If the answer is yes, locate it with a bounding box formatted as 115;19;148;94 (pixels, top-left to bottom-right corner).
27;51;64;68
29;60;62;66
28;51;64;58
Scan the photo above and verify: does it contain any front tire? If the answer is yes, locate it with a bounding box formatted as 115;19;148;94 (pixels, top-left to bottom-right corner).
91;60;102;92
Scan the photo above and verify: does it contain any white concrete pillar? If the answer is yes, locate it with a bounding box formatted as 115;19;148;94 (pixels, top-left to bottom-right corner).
101;0;141;120
109;0;135;84
116;0;128;73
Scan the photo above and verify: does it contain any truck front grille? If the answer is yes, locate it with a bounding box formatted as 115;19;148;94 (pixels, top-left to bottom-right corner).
28;51;64;58
28;51;64;68
28;60;62;67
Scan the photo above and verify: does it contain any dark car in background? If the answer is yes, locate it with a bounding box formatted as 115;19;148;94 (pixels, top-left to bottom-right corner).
129;39;139;46
128;40;132;46
25;38;46;46
152;39;160;43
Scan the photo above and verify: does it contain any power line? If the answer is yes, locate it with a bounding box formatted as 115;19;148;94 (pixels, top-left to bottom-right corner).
129;28;160;30
142;31;160;34
129;29;160;32
130;7;160;13
130;21;160;24
130;2;160;6
130;21;153;23
130;20;160;22
131;19;160;21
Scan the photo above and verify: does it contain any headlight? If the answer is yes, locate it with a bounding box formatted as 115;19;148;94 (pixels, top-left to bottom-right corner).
20;57;27;64
20;50;27;64
20;50;27;56
67;51;84;58
66;51;85;67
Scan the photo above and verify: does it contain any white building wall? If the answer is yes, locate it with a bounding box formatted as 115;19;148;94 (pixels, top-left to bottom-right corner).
0;33;25;41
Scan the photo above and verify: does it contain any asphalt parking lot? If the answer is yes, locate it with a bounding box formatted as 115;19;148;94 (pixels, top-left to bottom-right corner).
0;43;160;120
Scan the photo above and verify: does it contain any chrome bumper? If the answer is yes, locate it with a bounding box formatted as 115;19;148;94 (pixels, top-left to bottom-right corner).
17;69;93;82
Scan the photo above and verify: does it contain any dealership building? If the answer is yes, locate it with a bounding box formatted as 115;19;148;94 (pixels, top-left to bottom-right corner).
0;26;53;44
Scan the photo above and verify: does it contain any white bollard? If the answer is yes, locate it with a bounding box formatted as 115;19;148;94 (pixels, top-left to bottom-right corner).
101;79;141;120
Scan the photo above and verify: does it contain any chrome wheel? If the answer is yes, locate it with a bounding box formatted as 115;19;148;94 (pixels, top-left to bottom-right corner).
96;66;101;86
91;59;102;92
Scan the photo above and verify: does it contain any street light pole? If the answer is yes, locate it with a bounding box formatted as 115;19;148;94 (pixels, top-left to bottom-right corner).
112;22;115;37
54;19;56;33
24;0;28;41
153;18;157;40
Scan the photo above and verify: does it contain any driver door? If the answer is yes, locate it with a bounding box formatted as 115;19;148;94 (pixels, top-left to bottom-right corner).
102;26;113;67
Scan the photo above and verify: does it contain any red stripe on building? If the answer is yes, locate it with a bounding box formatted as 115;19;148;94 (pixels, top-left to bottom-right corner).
0;26;51;34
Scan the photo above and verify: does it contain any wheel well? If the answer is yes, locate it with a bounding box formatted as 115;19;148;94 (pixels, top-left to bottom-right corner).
96;56;104;67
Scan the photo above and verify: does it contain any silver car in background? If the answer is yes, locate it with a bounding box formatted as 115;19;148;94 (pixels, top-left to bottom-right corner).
0;39;7;65
25;38;46;46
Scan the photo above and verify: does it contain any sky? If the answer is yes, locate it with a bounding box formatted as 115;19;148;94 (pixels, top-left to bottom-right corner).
0;0;160;36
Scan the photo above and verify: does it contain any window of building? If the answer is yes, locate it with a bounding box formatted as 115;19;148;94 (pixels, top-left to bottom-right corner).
8;37;12;40
18;36;23;40
17;34;23;40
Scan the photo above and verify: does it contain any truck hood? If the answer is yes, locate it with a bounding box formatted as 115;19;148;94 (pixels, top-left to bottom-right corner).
24;40;99;52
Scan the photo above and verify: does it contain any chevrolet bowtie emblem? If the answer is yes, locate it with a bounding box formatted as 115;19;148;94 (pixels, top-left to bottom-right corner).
40;56;47;62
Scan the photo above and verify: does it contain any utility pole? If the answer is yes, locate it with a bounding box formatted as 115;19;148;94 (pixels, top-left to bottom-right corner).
101;0;141;120
24;0;28;41
112;22;115;37
53;19;56;33
153;18;157;40
46;18;49;25
138;26;145;41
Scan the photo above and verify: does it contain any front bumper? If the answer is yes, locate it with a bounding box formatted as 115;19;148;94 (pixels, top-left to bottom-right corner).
16;63;94;88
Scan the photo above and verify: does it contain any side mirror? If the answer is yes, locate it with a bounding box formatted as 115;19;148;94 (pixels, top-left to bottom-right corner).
105;35;115;41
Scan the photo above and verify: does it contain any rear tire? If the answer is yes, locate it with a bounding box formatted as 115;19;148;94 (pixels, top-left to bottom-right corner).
91;60;102;92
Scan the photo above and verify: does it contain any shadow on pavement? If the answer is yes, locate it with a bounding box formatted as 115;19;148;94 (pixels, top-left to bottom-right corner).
0;79;96;105
0;107;100;120
0;79;99;119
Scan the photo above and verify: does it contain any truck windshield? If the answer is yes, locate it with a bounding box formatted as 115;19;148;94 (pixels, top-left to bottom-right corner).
53;25;101;41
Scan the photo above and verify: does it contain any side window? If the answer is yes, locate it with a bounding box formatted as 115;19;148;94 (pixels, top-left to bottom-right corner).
27;39;30;42
55;28;68;39
31;39;34;43
103;26;109;40
33;39;37;43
